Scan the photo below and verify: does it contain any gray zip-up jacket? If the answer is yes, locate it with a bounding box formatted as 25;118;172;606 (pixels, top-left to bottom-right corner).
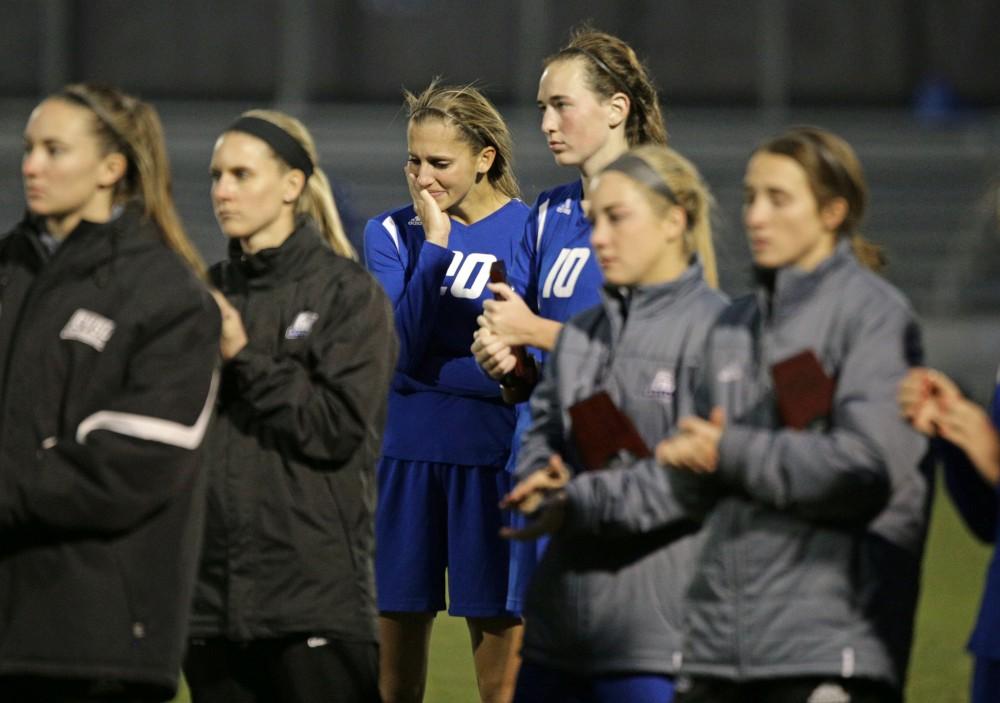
674;242;929;687
516;260;727;675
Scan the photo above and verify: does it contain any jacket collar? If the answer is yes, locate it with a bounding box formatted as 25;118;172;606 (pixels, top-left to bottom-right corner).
15;202;155;272
600;257;706;335
758;239;855;319
228;217;327;287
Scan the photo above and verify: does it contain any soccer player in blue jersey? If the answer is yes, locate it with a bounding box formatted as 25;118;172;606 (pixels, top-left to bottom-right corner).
363;82;529;703
471;28;673;614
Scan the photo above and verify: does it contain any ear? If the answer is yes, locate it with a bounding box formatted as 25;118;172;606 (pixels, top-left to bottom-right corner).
476;145;497;176
660;204;688;246
607;92;630;130
282;169;307;204
820;196;848;232
97;152;128;189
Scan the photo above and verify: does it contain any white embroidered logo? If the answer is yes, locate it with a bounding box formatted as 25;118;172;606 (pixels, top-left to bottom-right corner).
646;369;675;399
806;683;851;703
60;309;116;351
306;637;329;648
285;311;319;339
555;198;573;215
717;362;743;383
408;215;423;226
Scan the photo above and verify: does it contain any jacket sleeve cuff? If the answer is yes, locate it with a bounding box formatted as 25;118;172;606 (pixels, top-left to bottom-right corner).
716;424;759;492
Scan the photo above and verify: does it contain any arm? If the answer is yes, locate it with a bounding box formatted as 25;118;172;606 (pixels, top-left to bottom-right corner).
363;216;453;375
225;271;398;465
560;456;700;537
700;308;918;526
0;286;220;536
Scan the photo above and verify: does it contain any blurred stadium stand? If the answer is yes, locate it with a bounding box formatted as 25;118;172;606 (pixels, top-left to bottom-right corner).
2;0;999;396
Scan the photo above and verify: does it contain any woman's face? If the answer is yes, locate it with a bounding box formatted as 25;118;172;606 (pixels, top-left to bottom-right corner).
743;151;839;271
210;131;299;243
405;118;488;214
21;98;121;231
589;171;684;287
537;57;623;173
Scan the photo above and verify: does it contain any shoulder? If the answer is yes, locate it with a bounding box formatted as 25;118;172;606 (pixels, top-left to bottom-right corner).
533;180;582;208
835;259;916;326
365;204;417;234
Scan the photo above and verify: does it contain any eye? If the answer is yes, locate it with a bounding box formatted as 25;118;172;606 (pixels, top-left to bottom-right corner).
233;168;250;180
407;156;419;166
430;160;450;169
209;169;221;182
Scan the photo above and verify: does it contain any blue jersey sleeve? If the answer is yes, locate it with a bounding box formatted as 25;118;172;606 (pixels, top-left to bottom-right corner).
363;216;452;375
942;381;1000;543
508;201;541;311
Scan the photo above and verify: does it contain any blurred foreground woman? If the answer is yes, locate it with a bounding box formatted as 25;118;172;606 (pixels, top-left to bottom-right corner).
0;84;219;701
661;127;930;703
503;144;724;703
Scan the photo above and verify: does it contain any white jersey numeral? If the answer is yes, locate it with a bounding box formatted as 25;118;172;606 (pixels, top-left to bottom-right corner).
440;252;497;299
542;247;590;299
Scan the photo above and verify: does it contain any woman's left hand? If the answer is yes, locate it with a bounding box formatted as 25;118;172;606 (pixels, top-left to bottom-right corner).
211;290;248;360
656;407;725;473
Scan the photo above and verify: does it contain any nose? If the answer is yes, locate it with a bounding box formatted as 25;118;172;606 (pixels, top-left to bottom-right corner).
589;217;609;249
22;146;41;178
212;174;233;202
743;196;766;229
540;106;557;136
415;163;435;188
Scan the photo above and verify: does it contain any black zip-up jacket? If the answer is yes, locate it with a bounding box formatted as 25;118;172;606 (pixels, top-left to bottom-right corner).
189;221;397;643
0;207;220;699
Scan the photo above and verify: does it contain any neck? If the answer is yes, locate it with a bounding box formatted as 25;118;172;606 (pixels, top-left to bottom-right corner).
639;250;689;287
449;183;510;226
580;134;630;198
46;195;116;240
240;210;297;254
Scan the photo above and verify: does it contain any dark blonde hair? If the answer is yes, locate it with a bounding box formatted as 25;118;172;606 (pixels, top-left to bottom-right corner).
756;126;884;272
232;109;356;260
614;144;718;288
57;83;205;274
546;27;668;147
404;80;520;200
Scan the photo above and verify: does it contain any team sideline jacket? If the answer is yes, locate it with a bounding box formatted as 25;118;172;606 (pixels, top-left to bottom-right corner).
190;221;397;643
0;206;220;698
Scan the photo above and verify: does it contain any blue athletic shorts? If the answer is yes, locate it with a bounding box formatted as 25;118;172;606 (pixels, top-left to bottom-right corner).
375;458;516;617
513;660;675;703
973;656;1000;703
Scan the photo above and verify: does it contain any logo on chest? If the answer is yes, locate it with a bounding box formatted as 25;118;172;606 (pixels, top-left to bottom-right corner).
285;311;319;339
555;198;573;215
645;369;676;399
60;309;116;351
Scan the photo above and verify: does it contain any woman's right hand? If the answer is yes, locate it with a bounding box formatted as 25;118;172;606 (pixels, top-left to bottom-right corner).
500;454;570;516
406;168;451;248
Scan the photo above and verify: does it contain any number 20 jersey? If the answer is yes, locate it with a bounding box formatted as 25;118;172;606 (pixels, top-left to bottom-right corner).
363;199;529;466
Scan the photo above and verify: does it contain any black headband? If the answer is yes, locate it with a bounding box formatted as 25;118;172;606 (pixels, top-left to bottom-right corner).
227;116;314;178
602;153;678;205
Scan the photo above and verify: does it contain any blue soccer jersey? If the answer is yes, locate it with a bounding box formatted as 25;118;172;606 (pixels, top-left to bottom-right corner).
509;180;604;336
364;199;528;467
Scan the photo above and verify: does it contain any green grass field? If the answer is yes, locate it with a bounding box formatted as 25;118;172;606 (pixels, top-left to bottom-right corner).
171;481;990;702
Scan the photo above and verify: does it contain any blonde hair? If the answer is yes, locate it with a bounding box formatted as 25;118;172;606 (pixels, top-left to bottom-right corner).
57;83;206;275
624;144;718;288
404;80;520;200
757;126;884;272
547;27;668;147
236;109;356;260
